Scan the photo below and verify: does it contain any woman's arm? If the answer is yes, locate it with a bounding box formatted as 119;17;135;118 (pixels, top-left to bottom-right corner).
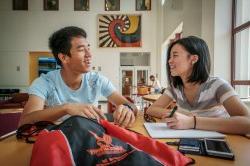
146;94;173;118
195;96;250;134
165;96;250;134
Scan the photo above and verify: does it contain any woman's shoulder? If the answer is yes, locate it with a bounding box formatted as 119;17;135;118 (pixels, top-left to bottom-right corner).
206;76;230;85
202;76;233;94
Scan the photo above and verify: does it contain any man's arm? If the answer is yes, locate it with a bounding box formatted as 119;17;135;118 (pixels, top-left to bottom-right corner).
19;95;106;126
19;95;67;126
107;91;137;128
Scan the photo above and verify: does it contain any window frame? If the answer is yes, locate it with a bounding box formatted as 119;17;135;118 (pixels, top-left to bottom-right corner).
231;0;250;89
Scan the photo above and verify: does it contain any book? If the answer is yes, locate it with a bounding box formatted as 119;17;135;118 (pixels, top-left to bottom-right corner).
144;123;225;138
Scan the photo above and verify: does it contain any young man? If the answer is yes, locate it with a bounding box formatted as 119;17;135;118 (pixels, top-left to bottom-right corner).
19;26;137;128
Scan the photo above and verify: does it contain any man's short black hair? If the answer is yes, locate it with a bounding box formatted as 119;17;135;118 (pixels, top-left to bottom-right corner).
49;26;87;66
166;36;211;88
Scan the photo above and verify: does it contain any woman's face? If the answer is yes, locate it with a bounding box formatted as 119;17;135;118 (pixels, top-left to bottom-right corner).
168;44;195;79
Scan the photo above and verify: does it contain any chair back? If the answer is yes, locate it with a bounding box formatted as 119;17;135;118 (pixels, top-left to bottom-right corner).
0;93;29;109
0;112;21;137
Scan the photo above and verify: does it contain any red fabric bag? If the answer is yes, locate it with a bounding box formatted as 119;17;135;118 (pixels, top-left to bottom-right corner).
30;116;194;166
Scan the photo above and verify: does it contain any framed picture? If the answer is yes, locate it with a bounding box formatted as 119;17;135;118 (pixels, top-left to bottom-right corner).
105;0;120;11
74;0;89;11
98;14;141;48
136;0;151;11
44;0;59;11
13;0;28;10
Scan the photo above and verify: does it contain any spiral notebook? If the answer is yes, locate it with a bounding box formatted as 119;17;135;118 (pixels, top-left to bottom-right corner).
144;123;225;139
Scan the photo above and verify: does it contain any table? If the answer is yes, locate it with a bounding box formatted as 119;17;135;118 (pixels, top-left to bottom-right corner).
0;108;23;114
142;94;161;102
0;136;33;165
1;112;250;166
129;112;250;166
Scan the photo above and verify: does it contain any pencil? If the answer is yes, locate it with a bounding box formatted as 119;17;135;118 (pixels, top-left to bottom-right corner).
168;106;178;118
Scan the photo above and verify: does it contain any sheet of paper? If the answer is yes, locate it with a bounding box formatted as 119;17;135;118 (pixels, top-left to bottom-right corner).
144;123;225;138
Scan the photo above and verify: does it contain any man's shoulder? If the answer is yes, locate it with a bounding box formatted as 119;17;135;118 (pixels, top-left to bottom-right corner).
40;70;60;80
85;71;107;81
31;70;60;87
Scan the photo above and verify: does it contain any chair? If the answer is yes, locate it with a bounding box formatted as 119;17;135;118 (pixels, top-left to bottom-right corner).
0;112;21;137
137;86;149;95
107;96;134;113
0;93;29;109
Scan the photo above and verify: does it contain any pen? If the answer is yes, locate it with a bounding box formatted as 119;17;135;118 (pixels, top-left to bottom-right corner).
166;141;179;146
168;106;178;118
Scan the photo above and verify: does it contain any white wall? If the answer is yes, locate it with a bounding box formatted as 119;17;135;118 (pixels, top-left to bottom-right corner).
213;0;232;81
201;0;215;75
160;0;232;84
162;0;202;39
0;0;158;92
0;0;234;91
158;0;202;87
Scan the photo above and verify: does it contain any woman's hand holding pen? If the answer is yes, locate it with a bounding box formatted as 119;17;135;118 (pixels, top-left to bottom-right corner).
161;108;194;129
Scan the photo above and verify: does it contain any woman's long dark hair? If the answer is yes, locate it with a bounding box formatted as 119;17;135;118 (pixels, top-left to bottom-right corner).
166;36;211;88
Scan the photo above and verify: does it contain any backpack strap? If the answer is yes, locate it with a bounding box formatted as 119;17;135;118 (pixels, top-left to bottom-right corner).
100;120;194;166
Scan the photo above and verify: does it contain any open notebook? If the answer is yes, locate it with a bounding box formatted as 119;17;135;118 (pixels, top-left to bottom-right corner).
144;123;225;139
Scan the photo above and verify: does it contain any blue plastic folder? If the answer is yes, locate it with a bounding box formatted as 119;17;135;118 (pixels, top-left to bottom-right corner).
144;123;225;138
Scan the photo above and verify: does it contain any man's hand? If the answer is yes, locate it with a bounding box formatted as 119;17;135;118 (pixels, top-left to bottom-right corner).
65;103;106;120
113;105;136;128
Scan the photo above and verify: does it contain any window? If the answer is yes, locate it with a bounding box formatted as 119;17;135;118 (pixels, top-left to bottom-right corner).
231;0;250;98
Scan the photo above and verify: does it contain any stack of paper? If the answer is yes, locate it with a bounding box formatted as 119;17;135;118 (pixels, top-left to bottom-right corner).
144;123;225;138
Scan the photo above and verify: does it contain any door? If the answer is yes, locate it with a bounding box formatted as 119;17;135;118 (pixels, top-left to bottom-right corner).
120;66;150;96
120;66;134;96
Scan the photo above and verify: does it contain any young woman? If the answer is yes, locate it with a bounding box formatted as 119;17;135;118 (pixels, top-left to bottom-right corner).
147;36;250;134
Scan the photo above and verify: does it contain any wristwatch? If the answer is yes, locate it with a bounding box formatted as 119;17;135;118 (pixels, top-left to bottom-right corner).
122;103;137;116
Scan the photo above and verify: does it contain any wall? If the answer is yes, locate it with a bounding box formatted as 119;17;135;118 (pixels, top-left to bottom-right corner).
213;0;232;81
201;0;215;75
159;0;232;85
158;0;202;87
0;0;158;92
162;0;202;40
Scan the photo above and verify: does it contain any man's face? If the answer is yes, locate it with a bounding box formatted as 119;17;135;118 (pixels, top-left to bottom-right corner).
65;36;92;73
